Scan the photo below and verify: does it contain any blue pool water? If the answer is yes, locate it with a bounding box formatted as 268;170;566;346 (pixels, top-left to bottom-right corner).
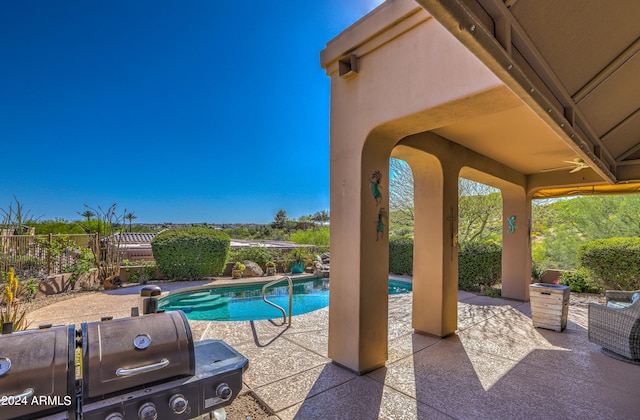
159;278;411;322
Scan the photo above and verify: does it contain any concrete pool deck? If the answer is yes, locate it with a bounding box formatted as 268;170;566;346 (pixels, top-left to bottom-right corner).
27;278;640;419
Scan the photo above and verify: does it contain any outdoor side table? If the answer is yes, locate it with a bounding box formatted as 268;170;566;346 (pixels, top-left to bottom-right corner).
529;283;570;332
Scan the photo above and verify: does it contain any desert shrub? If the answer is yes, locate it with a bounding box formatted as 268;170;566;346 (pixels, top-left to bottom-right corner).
458;241;501;291
559;268;602;293
315;245;330;255
531;262;544;281
31;219;86;234
151;228;230;280
229;245;277;266
222;226;253;239
0;268;29;331
389;236;413;275
578;238;640;290
287;247;311;263
288;226;330;247
122;260;157;284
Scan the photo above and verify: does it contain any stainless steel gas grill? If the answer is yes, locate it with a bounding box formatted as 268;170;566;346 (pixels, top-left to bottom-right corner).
80;311;248;419
81;338;247;420
0;324;76;420
0;304;248;420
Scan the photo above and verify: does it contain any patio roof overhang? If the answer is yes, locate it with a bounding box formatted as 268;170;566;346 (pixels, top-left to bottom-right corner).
414;0;640;197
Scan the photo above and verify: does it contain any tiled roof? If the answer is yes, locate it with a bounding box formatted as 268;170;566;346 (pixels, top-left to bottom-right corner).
112;232;158;244
106;233;315;250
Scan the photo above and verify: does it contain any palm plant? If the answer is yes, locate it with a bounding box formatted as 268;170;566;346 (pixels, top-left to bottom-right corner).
125;212;137;232
79;210;96;233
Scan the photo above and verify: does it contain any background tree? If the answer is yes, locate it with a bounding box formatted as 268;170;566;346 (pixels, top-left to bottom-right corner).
312;210;330;224
272;209;287;229
457;180;501;243
389;158;414;220
389;158;501;242
79;210;96;233
298;214;314;228
125;212;137;232
532;195;640;269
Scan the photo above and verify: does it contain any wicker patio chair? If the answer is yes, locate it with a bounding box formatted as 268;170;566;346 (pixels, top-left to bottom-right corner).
588;290;640;363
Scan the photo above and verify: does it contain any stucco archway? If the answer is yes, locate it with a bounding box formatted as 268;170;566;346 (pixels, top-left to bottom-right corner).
321;0;639;374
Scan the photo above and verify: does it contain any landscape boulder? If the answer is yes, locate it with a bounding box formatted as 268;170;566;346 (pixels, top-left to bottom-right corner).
243;261;264;277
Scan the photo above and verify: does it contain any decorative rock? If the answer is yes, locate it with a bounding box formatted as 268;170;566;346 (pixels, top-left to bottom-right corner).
242;261;263;278
314;253;330;277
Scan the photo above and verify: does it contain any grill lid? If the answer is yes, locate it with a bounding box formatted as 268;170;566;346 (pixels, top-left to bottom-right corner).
0;325;75;418
81;310;194;399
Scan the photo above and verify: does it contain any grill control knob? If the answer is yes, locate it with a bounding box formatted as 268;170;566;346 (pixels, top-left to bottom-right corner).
138;402;158;420
105;413;124;420
169;393;189;414
216;383;232;401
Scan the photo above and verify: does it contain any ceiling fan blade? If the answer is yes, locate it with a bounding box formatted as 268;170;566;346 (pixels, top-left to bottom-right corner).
568;166;584;173
541;165;574;172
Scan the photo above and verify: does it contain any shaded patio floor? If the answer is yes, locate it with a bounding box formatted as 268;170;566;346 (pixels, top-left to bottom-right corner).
28;282;640;419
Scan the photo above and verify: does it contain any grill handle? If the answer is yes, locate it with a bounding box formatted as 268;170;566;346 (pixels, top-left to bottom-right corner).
115;358;169;377
10;387;34;400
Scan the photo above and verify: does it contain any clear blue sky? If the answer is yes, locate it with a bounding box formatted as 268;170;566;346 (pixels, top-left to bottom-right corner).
0;0;384;224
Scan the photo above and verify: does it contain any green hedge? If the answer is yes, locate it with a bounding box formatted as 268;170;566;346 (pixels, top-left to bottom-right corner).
288;226;330;247
458;241;501;291
389;236;413;275
151;228;230;280
578;237;640;291
558;268;601;293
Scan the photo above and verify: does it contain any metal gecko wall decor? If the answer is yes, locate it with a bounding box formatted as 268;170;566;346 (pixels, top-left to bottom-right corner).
370;170;382;206
507;215;517;234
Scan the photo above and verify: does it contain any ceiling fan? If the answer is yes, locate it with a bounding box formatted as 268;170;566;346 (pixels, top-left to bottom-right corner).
541;158;590;174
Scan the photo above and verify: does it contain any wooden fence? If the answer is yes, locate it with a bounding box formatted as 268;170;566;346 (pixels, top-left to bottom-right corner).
0;233;99;276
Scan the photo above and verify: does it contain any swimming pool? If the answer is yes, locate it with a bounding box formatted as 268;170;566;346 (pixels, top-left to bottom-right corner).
158;278;411;322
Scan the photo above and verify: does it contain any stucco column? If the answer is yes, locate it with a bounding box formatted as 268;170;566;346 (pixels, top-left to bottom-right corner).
411;154;459;337
328;133;391;374
501;188;532;300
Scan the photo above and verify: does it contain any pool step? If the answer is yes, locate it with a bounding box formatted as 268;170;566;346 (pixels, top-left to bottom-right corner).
176;294;222;305
180;300;228;313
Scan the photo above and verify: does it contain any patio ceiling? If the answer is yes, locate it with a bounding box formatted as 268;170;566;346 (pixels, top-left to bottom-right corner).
416;0;640;197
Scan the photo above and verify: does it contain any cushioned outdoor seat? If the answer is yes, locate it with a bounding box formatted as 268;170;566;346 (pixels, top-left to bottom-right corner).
588;290;640;363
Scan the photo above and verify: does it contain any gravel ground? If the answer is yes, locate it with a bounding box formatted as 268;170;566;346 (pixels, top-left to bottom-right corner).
569;291;606;307
223;392;274;420
20;289;99;314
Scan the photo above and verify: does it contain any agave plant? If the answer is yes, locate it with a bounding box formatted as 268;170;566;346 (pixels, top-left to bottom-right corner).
1;268;29;332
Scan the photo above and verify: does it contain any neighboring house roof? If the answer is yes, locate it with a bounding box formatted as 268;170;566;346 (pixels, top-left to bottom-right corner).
110;232;158;244
229;239;310;249
105;233;312;250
